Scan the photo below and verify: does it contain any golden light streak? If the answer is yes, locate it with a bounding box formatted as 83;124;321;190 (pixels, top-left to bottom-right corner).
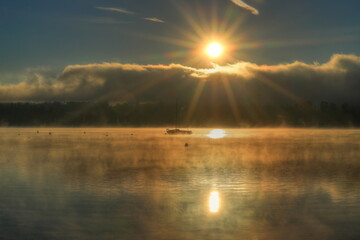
221;77;241;123
207;129;226;139
185;80;206;124
257;74;304;104
209;191;220;213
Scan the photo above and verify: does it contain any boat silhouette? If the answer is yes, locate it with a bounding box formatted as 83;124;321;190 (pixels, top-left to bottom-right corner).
166;128;192;135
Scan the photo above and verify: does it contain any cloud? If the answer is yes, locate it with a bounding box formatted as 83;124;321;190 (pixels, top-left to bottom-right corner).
144;17;165;23
95;7;165;24
81;17;129;24
95;7;135;15
230;0;259;15
1;54;360;104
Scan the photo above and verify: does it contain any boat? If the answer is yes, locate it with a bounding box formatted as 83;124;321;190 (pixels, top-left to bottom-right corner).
166;128;192;135
166;99;192;135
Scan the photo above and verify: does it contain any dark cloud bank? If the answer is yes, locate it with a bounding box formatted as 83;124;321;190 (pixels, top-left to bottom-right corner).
1;54;360;105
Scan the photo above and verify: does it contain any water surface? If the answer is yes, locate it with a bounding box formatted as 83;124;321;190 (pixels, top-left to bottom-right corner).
1;128;360;240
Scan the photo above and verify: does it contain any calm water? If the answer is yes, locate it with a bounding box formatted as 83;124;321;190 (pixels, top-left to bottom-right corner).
1;128;360;240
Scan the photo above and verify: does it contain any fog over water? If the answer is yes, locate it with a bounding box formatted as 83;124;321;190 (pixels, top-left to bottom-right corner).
0;128;360;240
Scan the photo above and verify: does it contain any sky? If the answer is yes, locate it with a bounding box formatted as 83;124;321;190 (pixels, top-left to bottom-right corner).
0;0;359;103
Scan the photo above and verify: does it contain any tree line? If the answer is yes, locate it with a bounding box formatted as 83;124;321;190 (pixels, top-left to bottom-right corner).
0;101;359;127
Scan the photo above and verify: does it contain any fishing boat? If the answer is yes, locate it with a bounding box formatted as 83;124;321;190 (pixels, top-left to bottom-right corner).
166;128;192;135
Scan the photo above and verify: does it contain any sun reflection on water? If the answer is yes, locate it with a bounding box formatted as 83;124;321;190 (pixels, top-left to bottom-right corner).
209;191;220;213
207;129;226;139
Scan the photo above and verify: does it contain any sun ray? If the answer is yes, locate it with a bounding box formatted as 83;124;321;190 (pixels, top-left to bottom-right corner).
257;74;304;104
210;0;219;34
174;2;207;40
221;76;241;124
185;80;206;124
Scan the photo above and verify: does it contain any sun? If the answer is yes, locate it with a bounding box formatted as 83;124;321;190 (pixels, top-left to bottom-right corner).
206;42;223;58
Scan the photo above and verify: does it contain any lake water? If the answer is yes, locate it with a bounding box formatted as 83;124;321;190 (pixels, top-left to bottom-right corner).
1;128;360;240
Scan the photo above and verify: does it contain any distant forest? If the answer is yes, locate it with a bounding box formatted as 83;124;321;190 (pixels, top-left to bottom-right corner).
0;101;360;127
